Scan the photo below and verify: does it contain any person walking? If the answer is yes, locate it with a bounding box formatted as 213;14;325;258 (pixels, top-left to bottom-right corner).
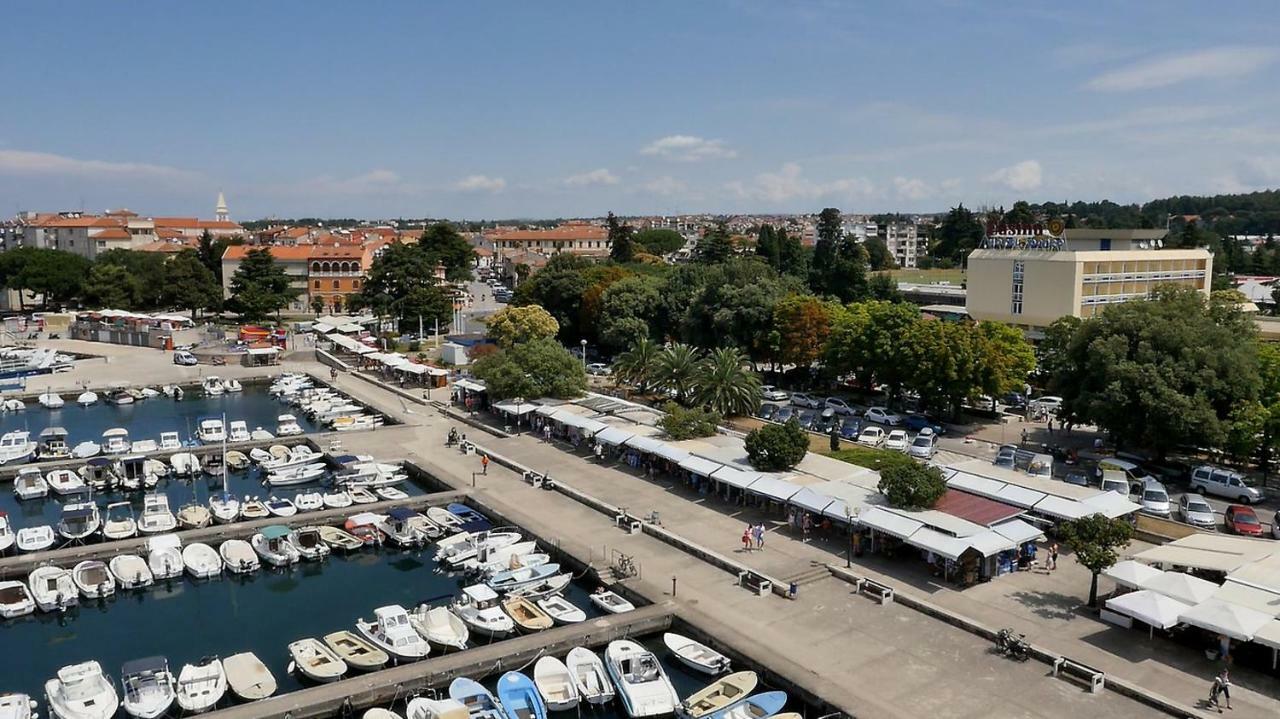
1209;668;1232;712
753;524;765;550
1048;542;1059;571
801;513;811;541
741;526;752;552
480;454;489;475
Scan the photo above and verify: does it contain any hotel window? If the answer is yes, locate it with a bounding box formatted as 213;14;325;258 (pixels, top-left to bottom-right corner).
1010;261;1024;315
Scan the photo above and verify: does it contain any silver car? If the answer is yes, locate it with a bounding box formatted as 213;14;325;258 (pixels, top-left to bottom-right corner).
1177;494;1217;530
908;434;936;459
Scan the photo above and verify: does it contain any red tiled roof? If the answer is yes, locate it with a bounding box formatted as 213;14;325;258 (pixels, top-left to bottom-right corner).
489;222;606;241
222;245;314;262
934;489;1024;527
136;240;190;253
309;245;363;259
92;228;131;240
35;215;124;228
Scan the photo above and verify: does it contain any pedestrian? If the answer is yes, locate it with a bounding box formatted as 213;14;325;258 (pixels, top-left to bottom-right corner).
741;526;752;552
480;454;489;475
1048;542;1059;571
1209;668;1231;712
1047;417;1054;434
753;524;765;550
1021;428;1028;445
802;513;811;541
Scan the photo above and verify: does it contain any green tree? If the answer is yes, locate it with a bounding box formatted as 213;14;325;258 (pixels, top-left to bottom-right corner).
598;275;662;351
808;208;868;302
695;221;735;263
864;237;896;270
419;222;476;281
311;295;326;315
930;204;985;266
1058;514;1133;607
656;343;702;404
227;247;301;321
471;338;587;400
1035;316;1082;383
744;421;809;471
776;227;807;277
658;402;722;440
613;337;662;393
1002;201;1037;226
0;248;91;309
358;242;450;330
867;273;902;302
606;212;635;263
398;284;453;333
975;321;1036;398
695;347;761;417
634;228;685;256
877;463;948;510
160;249;222;317
512;252;593;340
196;229;228;281
95;249;168;309
902;319;981;416
772;294;832;368
486;305;560;348
81;263;139;309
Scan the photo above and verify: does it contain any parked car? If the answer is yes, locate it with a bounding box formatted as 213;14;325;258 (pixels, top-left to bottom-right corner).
884;429;910;452
908;433;936;459
760;385;789;402
864;407;902;426
790;392;823;409
173;350;198;366
857;426;886;447
816;407;838;431
1096;459;1157;493
839;416;862;440
904;414;943;434
1224;505;1263;536
824;397;856;416
1190;464;1266;504
1099;470;1131;496
586;363;612;376
1063;471;1090;487
1177;494;1218;530
1033;396;1064;414
757;403;778;421
1138;480;1172;518
1001;392;1027;409
773;406;795;423
796;410;817;430
994;444;1017;468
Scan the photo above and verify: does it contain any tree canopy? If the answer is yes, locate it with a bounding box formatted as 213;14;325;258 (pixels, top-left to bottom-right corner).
486;305;560;348
160;250;222;317
418;223;476;282
877;463;948;510
227;247;301;321
1058;514;1133;606
744;421;809;471
358;241;452;331
634;228;685;256
929;204;985;267
658;402;721;440
471;338;587;400
606;212;635;263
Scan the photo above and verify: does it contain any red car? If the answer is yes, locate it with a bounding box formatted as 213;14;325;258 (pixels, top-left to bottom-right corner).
1224;505;1263;536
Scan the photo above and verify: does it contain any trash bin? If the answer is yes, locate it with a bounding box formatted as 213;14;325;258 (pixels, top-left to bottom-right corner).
789;582;798;600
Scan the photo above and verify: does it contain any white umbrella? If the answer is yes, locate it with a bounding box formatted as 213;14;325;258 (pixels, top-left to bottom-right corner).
1178;599;1274;641
1105;590;1190;632
1102;560;1161;589
1140;571;1219;606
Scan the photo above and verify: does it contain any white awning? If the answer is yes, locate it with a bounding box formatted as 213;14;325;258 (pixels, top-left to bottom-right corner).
649;443;690;463
1103;560;1163;589
535;405;562;418
1253;621;1280;651
1032;494;1094;521
382;355;409;367
577;418;609;436
492;401;538;416
313;321;335;333
397;363;427;375
1140;571;1219;606
858;506;923;540
744;474;801;502
337;322;362;333
711;465;761;490
1133;545;1252;574
1080;491;1143;518
1106;590;1191;630
996;484;1046;508
908;527;971;561
992;519;1045;546
789;487;835;515
946;472;1007;498
624;435;665;454
1179;599;1274;641
247;347;279;355
966;531;1017;557
821;497;853;521
453;379;486;392
679;455;722;477
595;427;636;446
1211;580;1280;618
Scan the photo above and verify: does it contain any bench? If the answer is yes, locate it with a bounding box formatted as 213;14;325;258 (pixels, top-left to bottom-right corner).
1053;656;1105;693
738;571;772;597
859;578;894;605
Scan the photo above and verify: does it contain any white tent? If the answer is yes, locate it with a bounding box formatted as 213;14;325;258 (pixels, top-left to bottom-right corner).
1103;560;1163;589
857;506;923;540
595;426;635;446
789;487;835;515
1105;590;1190;630
678;455;722;477
1178;599;1274;641
1140;571;1219;606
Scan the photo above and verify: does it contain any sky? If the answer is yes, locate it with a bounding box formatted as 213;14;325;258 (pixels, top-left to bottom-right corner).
2;0;1280;220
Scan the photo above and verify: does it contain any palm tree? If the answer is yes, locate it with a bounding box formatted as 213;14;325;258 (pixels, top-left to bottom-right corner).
613;338;661;392
696;347;761;417
656;343;702;404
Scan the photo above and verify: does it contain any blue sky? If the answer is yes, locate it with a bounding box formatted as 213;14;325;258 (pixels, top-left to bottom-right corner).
2;1;1279;219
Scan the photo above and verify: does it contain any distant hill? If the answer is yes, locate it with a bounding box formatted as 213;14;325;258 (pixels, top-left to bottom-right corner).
1023;190;1280;235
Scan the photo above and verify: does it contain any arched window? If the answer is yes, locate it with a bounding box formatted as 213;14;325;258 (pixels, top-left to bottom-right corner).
311;261;321;272
321;261;332;273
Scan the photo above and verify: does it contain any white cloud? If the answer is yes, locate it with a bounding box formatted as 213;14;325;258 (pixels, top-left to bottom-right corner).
0;149;197;181
1212;156;1280;194
892;176;932;200
563;168;619;187
643;176;687;196
300;169;408;195
454;175;506;193
1086;46;1277;92
640;135;737;162
987;160;1043;192
726;163;875;204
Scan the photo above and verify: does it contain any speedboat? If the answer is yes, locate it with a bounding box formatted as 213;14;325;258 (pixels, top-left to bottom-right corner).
488;564;560;593
100;428;130;455
427;507;467;534
409;605;469;652
323;631;389;673
38;426;71;460
590;588;636;614
452;585;514;638
536;595;586;625
219;539;260;574
605;640;679;718
224;379;243;393
375;487;410;502
356;605;430;662
29;566;77;612
14;467;49;499
157;432;182;451
664;633;731;675
348;486;378;504
447;504;491;533
497;672;547;719
222;653;276;702
437;531;522;566
294;492;323;512
460;540;538;573
316;526;363;552
176;502;212;530
39;391;65;409
276;414;304;436
265;496;297;517
267;463;326;487
209;493;241;524
705;692;787;719
0;579;36;618
0;430;36;465
196;419;225;444
0;512;12;554
140;388;160;400
106;391;134;406
566;647;615;706
202;377;224;397
502;596;554;633
378;508;427;547
322;490;353;509
44;661;118;719
18;525;56;553
120;657;175;719
507;574;572;601
175;657;226;714
289;527;330;561
406;698;468;719
261;446;322;472
76;391;98;407
146;535;184;581
182;543;222;579
251;526;300;567
679;673;759;719
0;695;37;719
227;421;250;443
2;398;23;411
250;427;274;441
169;452;200;477
102;502;138;541
448;678;504;719
138;494;177;535
533;657;580;712
47;469;85;496
288;639;346;683
71;441;100;459
108;555;154;590
58;497;101;543
72;560;116;599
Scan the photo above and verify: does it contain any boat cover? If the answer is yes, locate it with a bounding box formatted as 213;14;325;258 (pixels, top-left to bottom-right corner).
261;525;291;540
122;656;169;677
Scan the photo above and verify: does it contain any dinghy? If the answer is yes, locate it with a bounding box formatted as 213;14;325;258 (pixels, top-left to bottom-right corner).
290;527;330;561
294;492;323;512
448;678;504;719
138;494;177;534
590;588;635;614
0;580;35;618
322;490;353;509
452;585;515;638
407;513;443;541
176;502;212;529
348;486;378;504
131;439;159;454
705;692;787;719
345;515;385;546
169;452;200;477
29;565;78;612
108;555;154;590
287;638;346;683
250;427;274;441
175;657;226;714
678;673;759;719
503;596;554;633
316;526;363;552
225;450;249;471
14;467;49;499
146;535;184;581
219;539;260;574
0;694;38;719
44;661;118;719
222;652;276;701
356;605;430;662
566;647;615;706
17;525;56;553
506;574;572;601
480;552;550;579
120;656;175;719
408;605;469;651
251;526;299;567
182;543;222;579
38;391;65;409
248;447;273;464
406;698;468;719
323;631;389;672
663;633;730;675
76;391;98;407
70;441;100;460
427;507;467;534
240;497;269;520
497;672;547;719
537;595;586;625
605;640;679;719
375;487;410;502
46;469;84;495
265;497;297;517
488;563;560;593
533;657;580;711
72;560;115;599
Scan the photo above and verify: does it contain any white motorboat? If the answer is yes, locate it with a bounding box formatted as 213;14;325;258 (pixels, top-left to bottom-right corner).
252;527;300;567
44;661;118;719
182;543;222;579
146;535;184;581
408;605;469;651
678;672;759;719
290;527;330;561
265;496;297;517
202;377;225;397
120;656;175;719
590;588;636;614
0;694;37;719
2;398;23;412
566;647;615;706
102;502;138;541
72;560;115;599
38;426;71;460
317;526;364;552
225;450;249;471
663;633;730;675
17;525;56;553
533;656;581;711
219;539;260;574
294;492;323;512
140;387;160;399
39;391;65;409
14;467;49;499
0;430;36;465
107;390;134;406
143;459;168;481
240;497;269;520
506;573;572;601
79;459;115;492
537;595;586;625
261;446;323;472
209;493;240;524
58;498;101;543
138;494;177;534
605;640;679;719
356;605;430;662
108;555;153;590
46;469;84;496
378;508;427;547
130;439;159;454
460;540;537;573
76;391;99;407
227;421;250;443
267;463;326;487
29;565;77;612
451;584;515;638
224;379;243;393
100;428;130;455
157;432;182;451
323;631;389;673
169;452;200;477
375;487;410;502
487;563;560;593
322;490;353;509
248;447;272;464
222;653;276;701
0;511;13;554
348;486;378;504
437;531;522;566
276;414;304;436
176;502;212;530
71;442;100;459
175;657;226;714
336;462;405;488
0;579;36;618
196;419;225;444
287;638;346;683
406;698;468;719
447;679;504;719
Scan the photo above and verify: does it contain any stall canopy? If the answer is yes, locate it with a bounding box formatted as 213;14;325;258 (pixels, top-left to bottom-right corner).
1080;491;1143;518
1133;545;1253;574
1140;571;1219;606
1210;580;1280;618
534;405;563;418
788;487;835;515
678;455;722;478
247;347;279;356
623;435;665;454
649;442;690;463
966;531;1016;557
1178;599;1274;641
595;426;636;446
397;363;427;375
909;527;972;561
453;379;486;392
492;401;537;416
1253;620;1280;651
1105;590;1191;629
1031;494;1094;521
744;474;801;503
991;519;1045;546
858;506;924;540
1103;560;1163;590
710;465;761;490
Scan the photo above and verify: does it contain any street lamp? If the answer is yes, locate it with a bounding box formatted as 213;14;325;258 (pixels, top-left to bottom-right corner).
513;396;524;435
580;339;587;372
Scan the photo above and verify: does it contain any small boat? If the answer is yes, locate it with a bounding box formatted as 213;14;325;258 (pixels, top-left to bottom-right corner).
502;596;554;633
115;455;149;491
209;493;240;524
0;512;13;554
606;640;679;719
344;514;385;546
225;450;249;471
537;595;585;625
14;467;49;499
2;398;23;411
375;487;410;501
438;531;522;566
222;652;276;701
250;427;274;441
219;539;260;574
276;414;304;436
79;458;116;491
534;657;580;711
0;694;38;719
293;492;323;512
240;497;269;520
379;508;427;547
46;469;84;495
406;698;468;719
322;490;353;509
70;441;100;459
408;513;443;541
408;605;469;652
664;633;730;675
323;631;389;672
265;496;297;517
427;507;467;534
0;580;36;618
108;555;153;590
39;391;65;409
76;391;99;407
44;661;118;719
182;543;222;579
72;560;115;599
100;502;138;541
447;504;492;533
248;447;272;464
38;426;71;460
158;432;182;451
138;494;177;534
17;525;56;553
227;421;250;443
120;657;176;719
505;574;572;601
590;588;635;614
106;391;134;407
356;605;430;662
261;445;321;471
462;540;538;573
130;439;159;454
146;535;184;581
267;463;326;487
196;418;225;444
566;647;615;706
679;673;759;719
175;657;226;714
176;502;212;530
488;564;560;593
705;692;787;719
100;428;130;455
497;672;547;719
202;378;225;398
140;388;160;400
0;430;35;465
290;527;330;561
58;498;101;543
316;526;363;552
202;454;225;480
29;565;77;612
169;452;200;476
288;638;346;683
224;379;243;393
448;678;505;719
348;486;378;504
252;526;299;567
452;585;515;638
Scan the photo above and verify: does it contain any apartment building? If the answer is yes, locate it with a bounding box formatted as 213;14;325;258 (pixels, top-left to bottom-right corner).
220;245;314;313
486;221;609;259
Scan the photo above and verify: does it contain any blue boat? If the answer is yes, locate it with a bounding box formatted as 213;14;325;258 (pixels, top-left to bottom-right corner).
449;677;507;719
707;691;788;719
496;671;546;719
448;503;491;533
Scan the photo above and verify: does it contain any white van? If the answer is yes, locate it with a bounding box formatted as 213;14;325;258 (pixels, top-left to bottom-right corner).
1190;465;1265;504
1096;459;1155;493
1099;469;1131;496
